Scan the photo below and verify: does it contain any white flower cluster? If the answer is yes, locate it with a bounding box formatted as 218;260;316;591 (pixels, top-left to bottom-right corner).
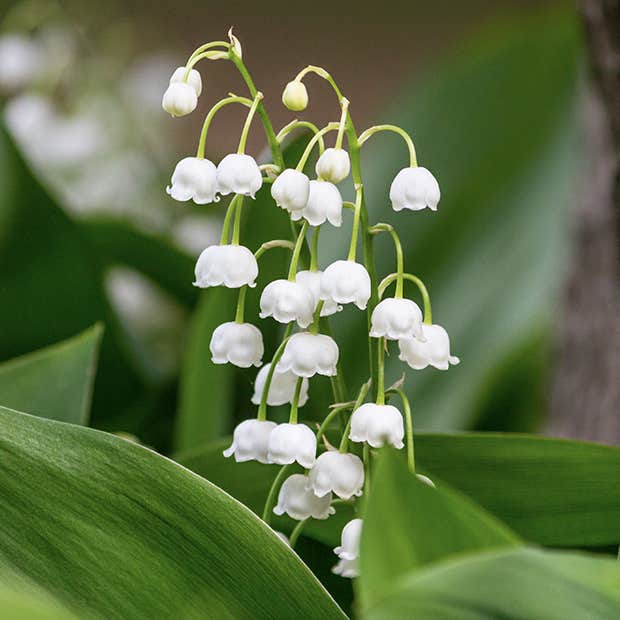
162;35;458;579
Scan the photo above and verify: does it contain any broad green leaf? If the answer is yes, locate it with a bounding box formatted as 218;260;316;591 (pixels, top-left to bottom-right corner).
0;406;346;619
177;432;620;548
323;9;582;432
0;325;102;425
363;547;620;620
359;448;519;607
81;218;197;308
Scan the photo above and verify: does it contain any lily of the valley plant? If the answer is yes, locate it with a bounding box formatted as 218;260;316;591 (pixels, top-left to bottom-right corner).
163;30;459;577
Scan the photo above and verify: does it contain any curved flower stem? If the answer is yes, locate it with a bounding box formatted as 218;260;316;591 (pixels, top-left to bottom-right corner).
358;124;418;167
257;324;294;421
184;49;229;74
310;226;320;272
310;300;324;334
295;123;340;172
196;96;253;159
295;65;345;101
220;195;243;244
347;186;364;262
277;120;326;154
387;387;415;474
316;403;355;444
288;377;305;424
369;223;404;298
379;272;432;325
228;50;285;169
262;464;292;523
289;519;308;548
187;41;230;62
376;338;386;405
231;196;245;245
287;221;308;281
335;98;350;150
234;286;247;323
254;239;295;260
338;379;372;453
237;92;264;154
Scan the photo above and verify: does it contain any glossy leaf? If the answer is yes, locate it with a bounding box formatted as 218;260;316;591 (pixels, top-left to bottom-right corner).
363;547;620;620
176;432;620;548
0;406;346;619
0;325;102;425
359;448;519;606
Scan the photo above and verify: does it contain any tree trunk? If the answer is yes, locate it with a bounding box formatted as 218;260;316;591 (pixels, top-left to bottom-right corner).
548;0;620;444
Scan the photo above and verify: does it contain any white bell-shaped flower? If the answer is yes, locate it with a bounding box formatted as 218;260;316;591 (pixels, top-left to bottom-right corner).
390;166;440;212
273;474;335;521
332;557;359;578
308;451;364;500
295;270;341;317
216;153;263;198
292;180;342;227
162;82;198;117
276;332;339;378
223;419;276;463
259;279;315;328
166;157;217;204
271;169;310;214
316;148;351;184
349;403;404;449
320;260;371;310
251;364;309;407
209;321;263;368
169;66;202;97
370;297;424;340
398;323;460;370
268;423;317;468
194;244;258;289
334;518;363;560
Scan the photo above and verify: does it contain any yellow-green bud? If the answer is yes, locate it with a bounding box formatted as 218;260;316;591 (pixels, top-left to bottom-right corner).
282;80;308;111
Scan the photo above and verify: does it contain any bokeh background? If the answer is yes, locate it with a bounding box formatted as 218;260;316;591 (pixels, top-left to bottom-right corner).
0;0;617;458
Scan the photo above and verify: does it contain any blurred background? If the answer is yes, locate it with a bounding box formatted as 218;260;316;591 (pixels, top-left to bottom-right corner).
0;0;618;454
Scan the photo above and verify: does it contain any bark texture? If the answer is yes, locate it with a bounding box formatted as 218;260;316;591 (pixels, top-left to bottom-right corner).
548;0;620;443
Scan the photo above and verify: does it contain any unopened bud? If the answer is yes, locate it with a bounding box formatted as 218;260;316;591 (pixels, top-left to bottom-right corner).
282;80;308;111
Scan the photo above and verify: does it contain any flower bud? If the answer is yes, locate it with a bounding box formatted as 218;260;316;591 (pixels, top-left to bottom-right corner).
398;323;460;371
216;153;263;198
223;419;277;463
370;297;424;340
282;80;308;111
349;403;404;449
268;423;317;468
169;66;202;97
390;166;440;212
276;332;339;378
292;180;342;227
209;321;264;368
166;157;217;204
194;244;258;289
274;474;335;521
251;364;309;407
320;260;371;310
259;279;315;328
315;148;350;184
334;518;363;560
271;169;310;213
162;82;198;117
295;270;341;317
308;451;364;500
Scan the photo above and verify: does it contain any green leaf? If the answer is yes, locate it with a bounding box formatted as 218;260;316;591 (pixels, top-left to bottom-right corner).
363;547;620;620
0;406;346;619
0;325;102;425
177;432;620;549
416;433;620;547
359;448;519;607
325;9;582;431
